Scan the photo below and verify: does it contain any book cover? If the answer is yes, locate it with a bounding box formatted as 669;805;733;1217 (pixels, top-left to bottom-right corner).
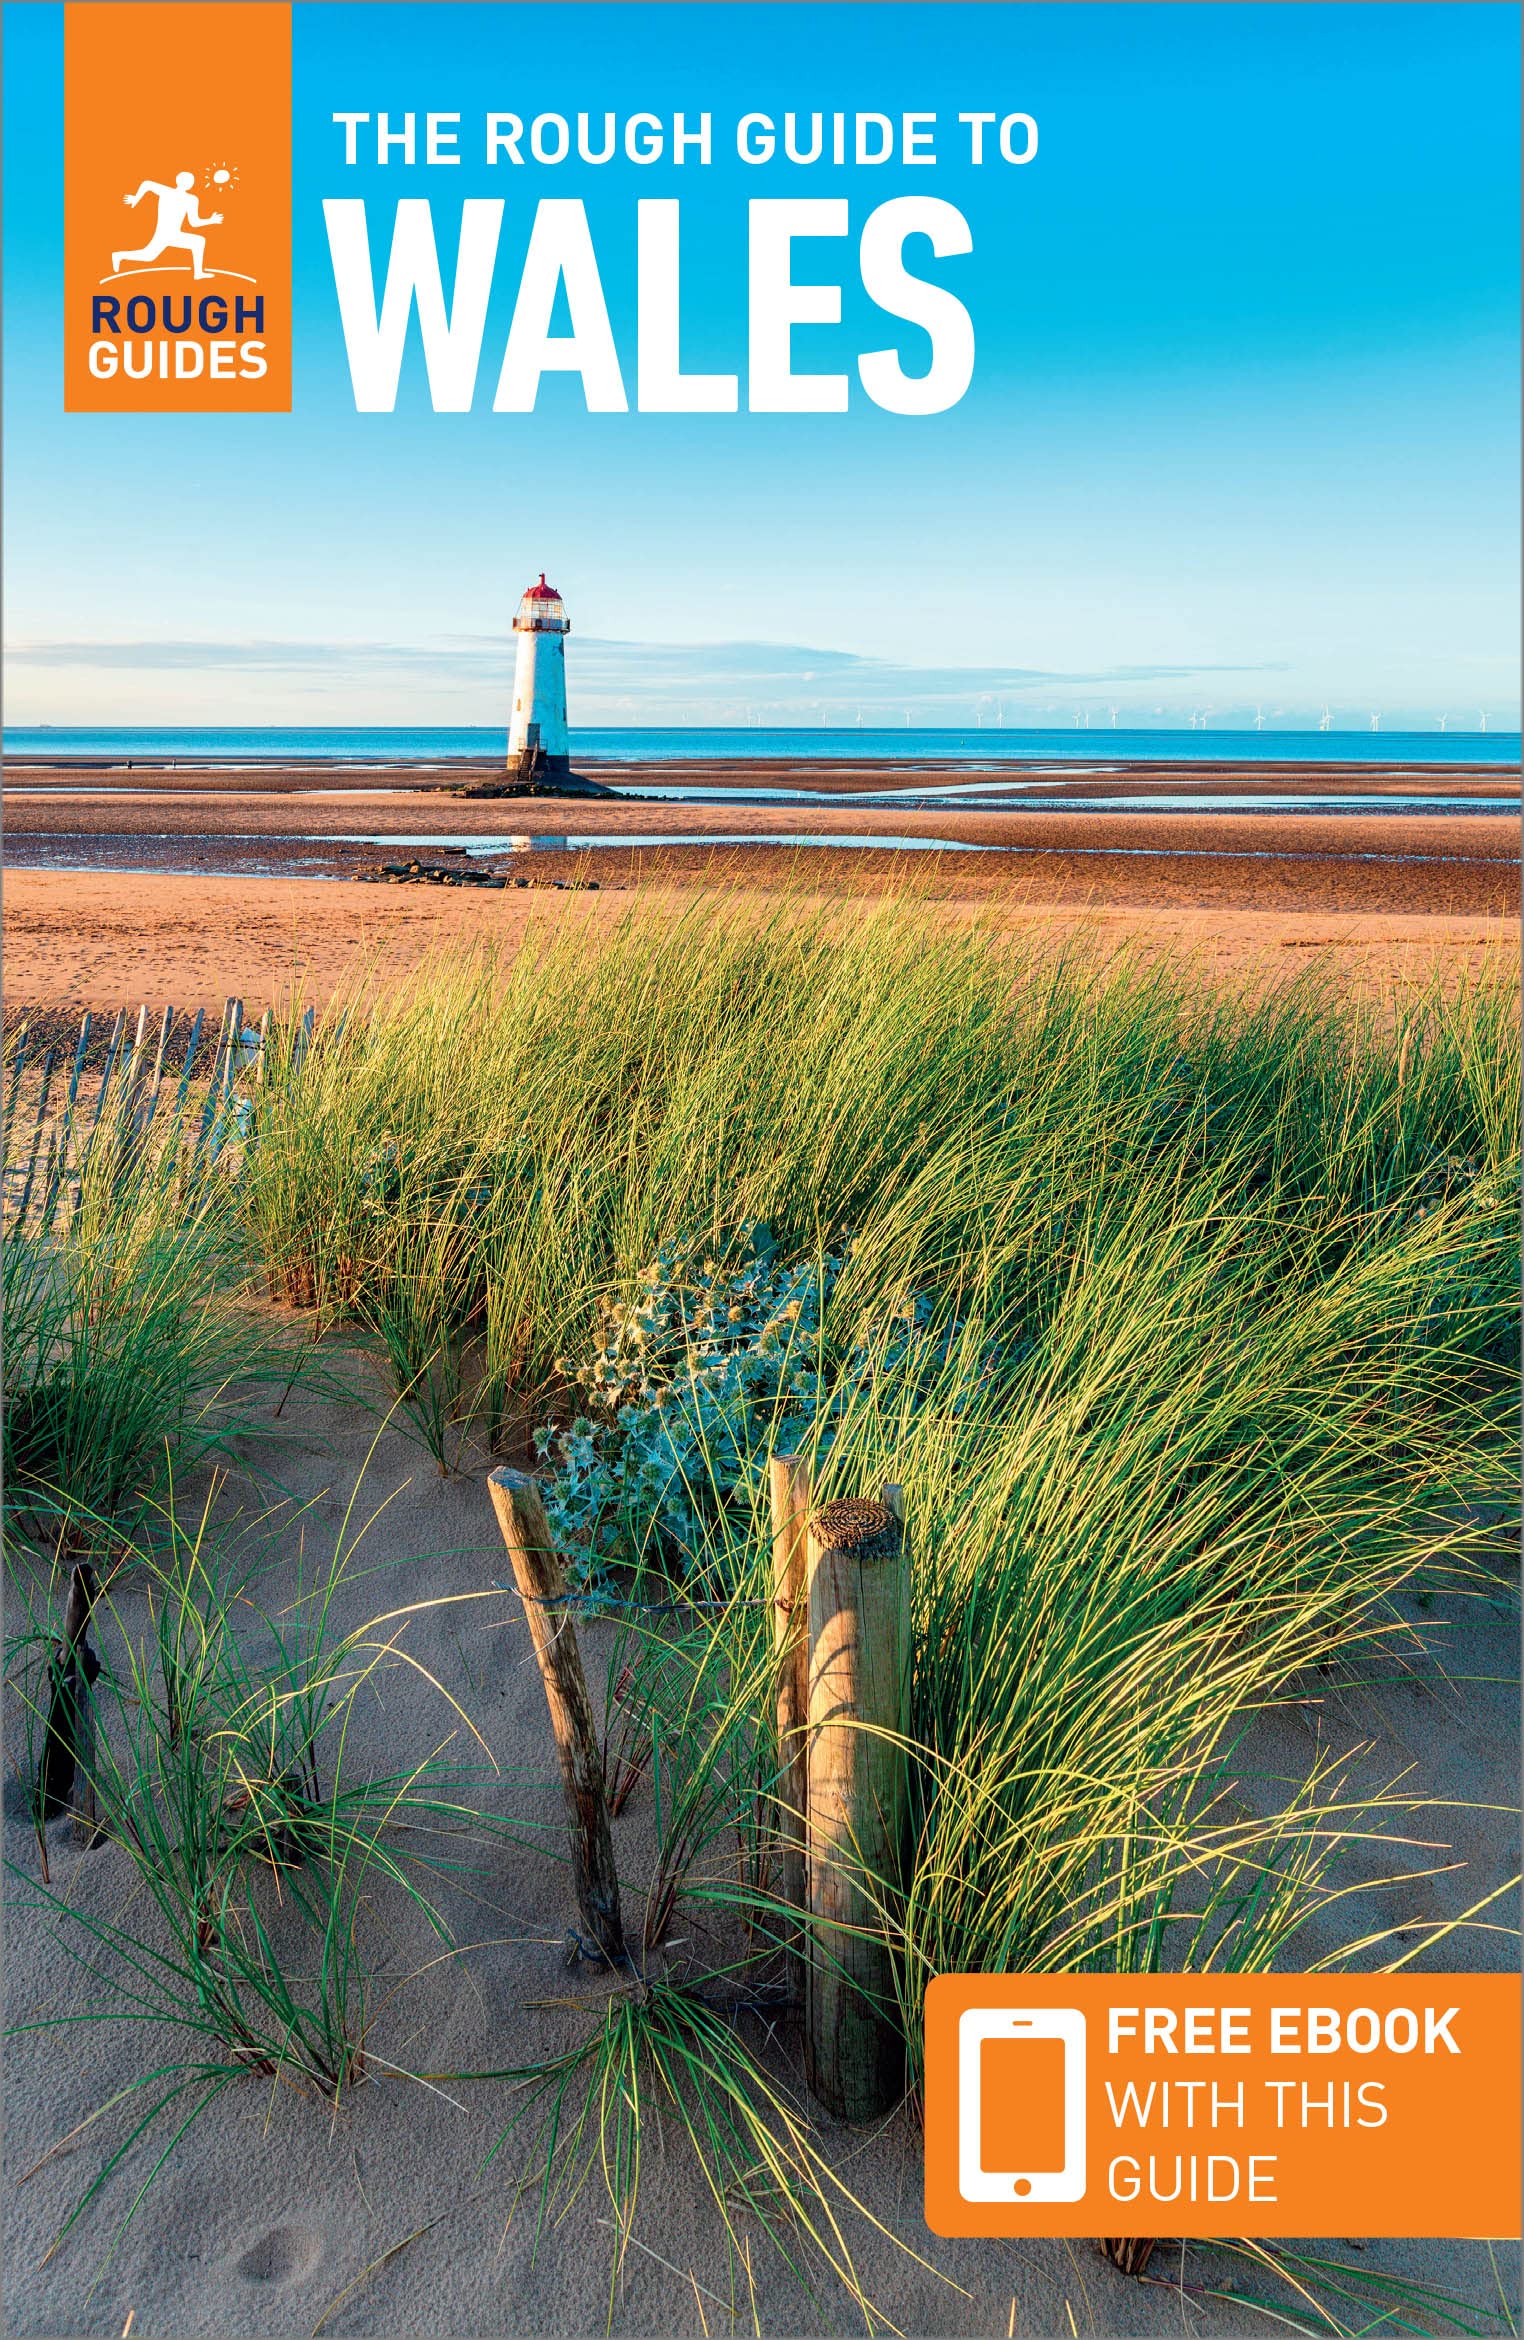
3;5;1519;2334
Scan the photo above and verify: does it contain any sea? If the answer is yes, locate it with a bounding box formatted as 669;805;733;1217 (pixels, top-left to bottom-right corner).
4;726;1520;768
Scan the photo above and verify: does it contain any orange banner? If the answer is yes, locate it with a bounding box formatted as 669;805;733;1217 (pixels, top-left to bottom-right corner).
924;1973;1521;2238
64;2;291;413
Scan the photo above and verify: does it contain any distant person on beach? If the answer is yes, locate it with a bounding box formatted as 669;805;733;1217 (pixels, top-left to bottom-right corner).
113;174;223;280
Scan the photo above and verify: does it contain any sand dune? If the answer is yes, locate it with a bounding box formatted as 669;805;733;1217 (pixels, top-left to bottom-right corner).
5;1378;1517;2339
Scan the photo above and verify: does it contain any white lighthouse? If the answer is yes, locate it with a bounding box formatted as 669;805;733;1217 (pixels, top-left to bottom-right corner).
507;573;571;783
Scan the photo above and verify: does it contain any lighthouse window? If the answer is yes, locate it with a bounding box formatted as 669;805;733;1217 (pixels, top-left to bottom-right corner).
515;596;566;629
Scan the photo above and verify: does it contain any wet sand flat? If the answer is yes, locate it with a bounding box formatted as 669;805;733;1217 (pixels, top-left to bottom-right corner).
6;753;1516;801
3;759;1519;920
6;752;1516;1012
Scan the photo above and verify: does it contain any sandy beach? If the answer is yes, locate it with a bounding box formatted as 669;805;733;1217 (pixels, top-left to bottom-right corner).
2;868;1516;1023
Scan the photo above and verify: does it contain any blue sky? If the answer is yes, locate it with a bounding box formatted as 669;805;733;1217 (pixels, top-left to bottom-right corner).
4;1;1519;729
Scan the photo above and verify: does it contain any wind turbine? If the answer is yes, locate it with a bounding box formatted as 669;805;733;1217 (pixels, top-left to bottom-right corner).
1253;704;1265;731
1369;710;1380;732
1478;710;1488;733
1108;705;1119;728
1318;705;1331;732
1438;713;1448;732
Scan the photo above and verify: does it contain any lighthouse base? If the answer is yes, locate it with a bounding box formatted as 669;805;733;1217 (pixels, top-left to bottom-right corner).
456;744;618;800
511;744;571;786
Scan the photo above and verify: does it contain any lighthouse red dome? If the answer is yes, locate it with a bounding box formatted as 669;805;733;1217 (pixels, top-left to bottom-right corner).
513;573;569;634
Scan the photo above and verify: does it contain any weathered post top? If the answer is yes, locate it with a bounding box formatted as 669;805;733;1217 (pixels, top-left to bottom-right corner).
810;1497;902;1562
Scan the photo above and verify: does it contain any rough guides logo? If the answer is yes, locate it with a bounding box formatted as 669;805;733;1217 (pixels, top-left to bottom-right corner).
65;2;291;412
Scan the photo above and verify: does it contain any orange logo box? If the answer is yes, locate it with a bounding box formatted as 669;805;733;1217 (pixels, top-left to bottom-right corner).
65;2;290;412
924;1974;1521;2238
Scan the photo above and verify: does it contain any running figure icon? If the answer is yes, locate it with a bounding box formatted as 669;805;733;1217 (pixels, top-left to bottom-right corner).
113;173;223;279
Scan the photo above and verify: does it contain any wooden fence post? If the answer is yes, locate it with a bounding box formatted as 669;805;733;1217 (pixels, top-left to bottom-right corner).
487;1467;630;1970
805;1491;911;2122
39;1562;104;1845
768;1452;812;1989
15;1049;58;1223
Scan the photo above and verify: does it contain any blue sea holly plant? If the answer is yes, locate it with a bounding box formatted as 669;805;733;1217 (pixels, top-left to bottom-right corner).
536;1229;952;1594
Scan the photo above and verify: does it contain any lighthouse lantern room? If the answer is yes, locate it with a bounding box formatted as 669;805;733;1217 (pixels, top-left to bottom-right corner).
507;573;571;783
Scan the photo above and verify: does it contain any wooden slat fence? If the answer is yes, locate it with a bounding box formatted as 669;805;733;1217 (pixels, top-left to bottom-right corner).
2;996;317;1230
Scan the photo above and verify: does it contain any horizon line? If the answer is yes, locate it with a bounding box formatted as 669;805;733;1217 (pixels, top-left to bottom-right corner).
6;722;1519;739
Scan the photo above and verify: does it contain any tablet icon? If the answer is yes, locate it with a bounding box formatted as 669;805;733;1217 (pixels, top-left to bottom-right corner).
958;2006;1087;2204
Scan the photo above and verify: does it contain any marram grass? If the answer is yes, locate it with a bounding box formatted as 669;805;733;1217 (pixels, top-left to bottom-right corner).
4;903;1517;2328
